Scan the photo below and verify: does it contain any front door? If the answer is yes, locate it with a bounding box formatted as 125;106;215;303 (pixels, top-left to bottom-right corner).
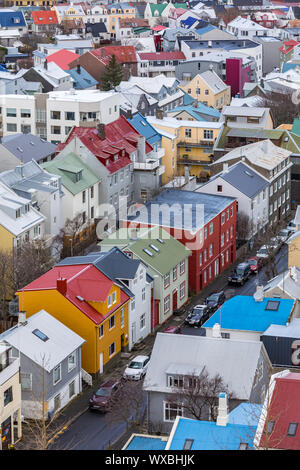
1;416;12;450
172;289;178;312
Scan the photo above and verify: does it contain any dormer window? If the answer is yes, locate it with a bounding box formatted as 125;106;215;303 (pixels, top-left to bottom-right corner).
25;204;30;213
75;170;82;182
16;208;21;218
114;154;118;161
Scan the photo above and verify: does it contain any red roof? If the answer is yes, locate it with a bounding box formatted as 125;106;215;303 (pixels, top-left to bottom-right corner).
151;25;167;31
91;45;137;64
46;49;80;70
32;10;58;25
259;373;300;450
20;264;129;324
138;51;185;61
57;115;153;174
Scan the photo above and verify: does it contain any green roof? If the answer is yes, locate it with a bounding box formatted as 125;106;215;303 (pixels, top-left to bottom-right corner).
41;153;98;195
100;226;191;276
150;3;169;15
281;131;300;154
173;3;189;9
292;118;300;137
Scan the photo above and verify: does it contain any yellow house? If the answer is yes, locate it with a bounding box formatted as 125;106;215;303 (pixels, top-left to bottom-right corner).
288;207;300;269
4;0;54;6
180;71;231;110
107;4;135;36
17;261;131;376
52;4;86;24
147;116;222;180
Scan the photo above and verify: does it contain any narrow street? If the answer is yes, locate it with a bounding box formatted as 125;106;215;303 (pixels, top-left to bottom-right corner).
48;243;288;450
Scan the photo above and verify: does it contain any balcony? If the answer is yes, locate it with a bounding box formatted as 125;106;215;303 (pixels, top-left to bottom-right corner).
133;160;160;171
0;356;20;387
177;139;215;148
152;147;165;159
177;158;211;169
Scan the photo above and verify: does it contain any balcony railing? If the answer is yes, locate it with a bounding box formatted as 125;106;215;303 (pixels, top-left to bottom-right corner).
177;138;215;148
133;160;160;171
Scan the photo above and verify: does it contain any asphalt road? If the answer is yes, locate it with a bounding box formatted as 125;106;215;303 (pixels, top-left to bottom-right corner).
51;244;288;448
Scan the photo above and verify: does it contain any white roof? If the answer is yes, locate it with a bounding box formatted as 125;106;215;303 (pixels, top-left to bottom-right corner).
144;333;266;400
216;139;292;170
0;181;45;236
48;89;116;102
222;106;266;117
230;96;265;107
147;115;223;129
199;70;230;94
127;75;179;94
228;15;270;31
1;310;85;372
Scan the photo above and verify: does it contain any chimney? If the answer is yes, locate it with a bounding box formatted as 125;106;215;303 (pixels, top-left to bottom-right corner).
155;108;164;120
97;123;106;140
137;135;146;163
57;278;67;296
77;64;81;74
253;285;264;302
212;323;221;338
223;162;229;173
18;311;27;326
216;393;228;426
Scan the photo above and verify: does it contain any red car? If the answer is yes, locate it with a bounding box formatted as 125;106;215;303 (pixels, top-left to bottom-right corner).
248;257;262;274
89;380;121;412
164;326;182;334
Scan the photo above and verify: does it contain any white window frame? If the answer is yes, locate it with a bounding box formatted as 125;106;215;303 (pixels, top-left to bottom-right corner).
68;352;76;372
53;363;62;386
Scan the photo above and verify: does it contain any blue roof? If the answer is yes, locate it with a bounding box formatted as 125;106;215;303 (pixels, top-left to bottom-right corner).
0;11;26;28
180;16;198;28
168;417;257;450
129;112;161;146
195;24;216;35
127;189;235;231
282;63;300;73
125;436;166;451
171;103;221;121
228;403;263;427
183;91;196;106
67;67;98;90
203;296;294;332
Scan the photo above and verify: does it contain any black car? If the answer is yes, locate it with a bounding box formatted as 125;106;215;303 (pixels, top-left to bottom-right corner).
184;305;210;327
228;262;251;286
205;291;226;313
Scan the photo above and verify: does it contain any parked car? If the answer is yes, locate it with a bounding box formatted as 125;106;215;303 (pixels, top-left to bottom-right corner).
286;220;297;233
164;325;182;334
184;305;210;327
248;257;263;274
205;291;226;313
228;262;251;285
123;355;150;380
269;237;280;251
277;228;292;243
256;245;270;259
89;380;121;412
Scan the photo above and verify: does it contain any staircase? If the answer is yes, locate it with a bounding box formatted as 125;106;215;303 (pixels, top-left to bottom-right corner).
81;368;93;388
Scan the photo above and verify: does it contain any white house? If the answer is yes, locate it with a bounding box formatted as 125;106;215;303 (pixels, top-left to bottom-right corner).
198;161;269;239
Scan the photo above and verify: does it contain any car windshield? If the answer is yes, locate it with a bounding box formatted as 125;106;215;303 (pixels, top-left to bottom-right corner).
193;307;205;315
128;361;143;369
279;230;288;236
249;259;257;265
258;248;268;254
95;388;111;397
207;294;219;302
235;267;245;276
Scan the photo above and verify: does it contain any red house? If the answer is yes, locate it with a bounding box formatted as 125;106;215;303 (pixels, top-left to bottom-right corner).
257;371;300;450
122;189;237;294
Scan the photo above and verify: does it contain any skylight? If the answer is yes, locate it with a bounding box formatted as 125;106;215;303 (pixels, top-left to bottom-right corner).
149;243;159;252
143;248;153;257
265;300;280;311
157;238;164;244
32;329;49;342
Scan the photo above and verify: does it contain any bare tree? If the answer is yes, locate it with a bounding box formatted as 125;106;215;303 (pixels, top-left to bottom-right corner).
105;379;145;433
236;211;252;245
0;250;14;331
53;214;96;259
258;91;300;128
170;368;234;422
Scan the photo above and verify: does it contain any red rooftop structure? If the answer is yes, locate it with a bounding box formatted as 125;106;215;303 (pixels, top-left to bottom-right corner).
46;49;80;71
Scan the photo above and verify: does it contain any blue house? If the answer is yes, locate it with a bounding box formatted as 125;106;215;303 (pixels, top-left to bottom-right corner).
203;295;295;342
169;103;221;122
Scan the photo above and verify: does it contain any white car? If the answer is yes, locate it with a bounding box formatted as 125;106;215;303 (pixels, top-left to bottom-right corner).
256;245;270;259
269;237;280;251
123;355;150;380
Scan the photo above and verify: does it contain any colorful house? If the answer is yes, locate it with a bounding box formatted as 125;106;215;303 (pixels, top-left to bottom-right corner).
180;71;231;110
17;256;131;375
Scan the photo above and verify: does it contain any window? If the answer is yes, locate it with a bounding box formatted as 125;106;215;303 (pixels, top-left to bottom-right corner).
50;110;61;120
221;213;225;225
267;421;275;434
199;252;202;266
204;249;207;262
109;342;115;357
183;439;194;450
209;243;213;257
180;281;185;299
173;266;177;281
180;260;185;275
21;109;31;118
204;129;213;139
82;191;86;204
65;111;75;120
164;272;170;288
217;185;222;192
19;368;32;391
185;128;191;138
69;380;76;399
112;291;117;304
204;270;207;284
32;328;48;341
164;402;183;422
121;308;124;327
53;364;61;385
68;352;76;372
107;295;112;308
221;233;224;247
54;393;61;411
6;108;17;117
4;386;13;406
204;227;208;239
221;332;230;339
164;295;170;314
109;315;115;329
209;222;213;235
230;206;233;217
7;123;17;132
99;324;104;338
287;423;298;437
140;313;146;330
265;300;280;311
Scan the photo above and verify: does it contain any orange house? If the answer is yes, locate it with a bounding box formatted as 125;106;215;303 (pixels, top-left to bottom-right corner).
17;263;130;376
